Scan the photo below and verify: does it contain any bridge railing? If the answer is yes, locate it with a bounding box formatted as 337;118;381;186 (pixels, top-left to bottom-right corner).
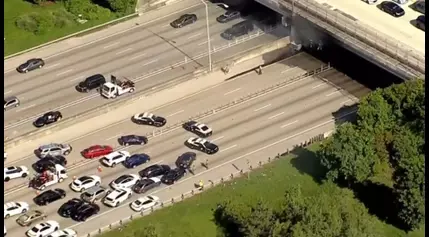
278;0;425;74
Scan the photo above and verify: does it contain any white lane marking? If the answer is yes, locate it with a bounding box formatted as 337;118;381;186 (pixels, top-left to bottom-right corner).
65;113;354;228
326;91;340;97
103;42;120;49
166;109;184;117
341;99;352;105
224;88;241;96
281;67;295;74
70;76;85;82
115;48;133;55
254;104;271;112
312;83;324;89
268;112;284;120
142;59;158;67
56;69;73;76
106;133;122;141
15;104;35;112
281;120;299;128
44;63;60;70
188;33;202;39
162;24;170;28
4;90;12;95
197;39;213;46
129;53;147;61
211;136;224;142
220;144;237;153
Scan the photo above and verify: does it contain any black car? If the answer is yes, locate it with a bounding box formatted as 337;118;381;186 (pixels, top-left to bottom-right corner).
139;164;171;178
76;74;106;93
216;10;241;23
416;15;425;31
161;168;186;185
132;112;167;127
33;188;66;206
33;111;62;128
221;20;254;40
16;58;45;73
175;152;197;169
119;135;148;146
58;198;85;218
71;203;100;222
380;1;405;17
132;177;162;194
170;14;197;28
32;156;67;173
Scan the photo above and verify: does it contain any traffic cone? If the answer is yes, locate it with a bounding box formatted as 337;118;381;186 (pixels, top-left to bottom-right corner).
97;166;102;172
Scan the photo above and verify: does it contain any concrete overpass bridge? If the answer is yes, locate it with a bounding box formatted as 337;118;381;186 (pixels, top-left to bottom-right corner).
255;0;425;80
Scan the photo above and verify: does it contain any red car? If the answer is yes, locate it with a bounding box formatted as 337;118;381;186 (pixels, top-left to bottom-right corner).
81;145;113;159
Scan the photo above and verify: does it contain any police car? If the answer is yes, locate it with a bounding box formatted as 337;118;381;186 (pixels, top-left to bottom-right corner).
185;137;219;154
182;121;213;137
132;112;167;127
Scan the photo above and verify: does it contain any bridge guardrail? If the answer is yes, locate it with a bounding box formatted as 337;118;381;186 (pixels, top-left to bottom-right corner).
279;0;425;75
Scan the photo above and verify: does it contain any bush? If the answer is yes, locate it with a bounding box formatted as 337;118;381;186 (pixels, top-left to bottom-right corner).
107;0;137;14
51;9;76;28
15;12;55;35
64;0;111;20
15;15;39;34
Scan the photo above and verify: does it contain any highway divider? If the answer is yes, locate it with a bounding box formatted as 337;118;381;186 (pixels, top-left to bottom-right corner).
4;31;288;151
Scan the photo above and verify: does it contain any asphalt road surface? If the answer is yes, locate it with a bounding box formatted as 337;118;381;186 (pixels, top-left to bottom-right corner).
4;2;288;139
4;54;371;237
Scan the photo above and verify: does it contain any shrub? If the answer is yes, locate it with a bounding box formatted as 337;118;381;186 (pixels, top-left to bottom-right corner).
64;0;111;20
107;0;137;14
15;15;39;34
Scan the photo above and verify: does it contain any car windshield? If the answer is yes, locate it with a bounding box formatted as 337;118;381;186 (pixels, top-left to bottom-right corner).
31;226;39;232
3;100;6;105
82;192;92;198
19;215;29;221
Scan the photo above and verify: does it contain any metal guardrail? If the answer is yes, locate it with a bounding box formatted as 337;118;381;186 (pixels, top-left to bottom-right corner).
82;131;333;237
4;13;139;60
278;0;425;75
4;25;279;149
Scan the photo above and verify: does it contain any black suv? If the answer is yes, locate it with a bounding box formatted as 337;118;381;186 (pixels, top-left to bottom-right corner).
71;203;100;222
17;58;45;73
33;189;66;206
221;21;254;40
32;156;67;173
139;164;171;178
175;152;196;169
76;74;106;92
58;198;85;218
161;168;186;185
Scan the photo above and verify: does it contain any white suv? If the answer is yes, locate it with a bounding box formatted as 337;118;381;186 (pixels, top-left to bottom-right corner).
103;188;132;207
101;151;130;167
4;166;29;182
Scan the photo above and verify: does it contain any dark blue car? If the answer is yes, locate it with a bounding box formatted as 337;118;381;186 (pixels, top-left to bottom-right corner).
119;135;148;146
123;154;151;168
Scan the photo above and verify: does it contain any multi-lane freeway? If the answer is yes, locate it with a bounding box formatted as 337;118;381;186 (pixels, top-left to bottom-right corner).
4;2;288;139
4;53;370;236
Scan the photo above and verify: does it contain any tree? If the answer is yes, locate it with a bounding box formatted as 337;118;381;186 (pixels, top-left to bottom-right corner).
107;0;137;14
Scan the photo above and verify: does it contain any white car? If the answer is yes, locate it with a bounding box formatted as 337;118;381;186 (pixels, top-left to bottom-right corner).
26;220;59;237
4;225;6;236
4;166;29;181
103;188;132;207
110;174;139;190
363;0;377;4
70;175;101;192
46;228;77;237
130;195;159;212
101;151;130;167
4;202;29;219
4;152;7;160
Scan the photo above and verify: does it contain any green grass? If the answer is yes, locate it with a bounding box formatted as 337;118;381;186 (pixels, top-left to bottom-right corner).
4;0;117;56
99;143;423;237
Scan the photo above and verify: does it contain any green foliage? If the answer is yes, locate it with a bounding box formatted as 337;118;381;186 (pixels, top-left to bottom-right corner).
64;0;111;20
15;12;55;35
318;80;425;230
107;0;137;14
214;184;383;237
32;0;47;5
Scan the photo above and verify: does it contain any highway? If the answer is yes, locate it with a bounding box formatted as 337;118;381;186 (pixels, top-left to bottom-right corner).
4;2;288;140
4;54;371;237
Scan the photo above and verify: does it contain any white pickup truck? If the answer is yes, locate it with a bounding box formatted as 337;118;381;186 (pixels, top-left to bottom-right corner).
101;76;135;99
30;164;68;190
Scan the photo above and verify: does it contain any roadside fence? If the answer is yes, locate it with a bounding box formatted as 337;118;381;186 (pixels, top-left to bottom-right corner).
278;0;425;75
82;131;333;237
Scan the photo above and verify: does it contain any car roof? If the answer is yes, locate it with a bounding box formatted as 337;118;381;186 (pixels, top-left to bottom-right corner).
84;185;106;194
4;202;19;208
39;143;60;150
107;189;127;197
141;112;154;118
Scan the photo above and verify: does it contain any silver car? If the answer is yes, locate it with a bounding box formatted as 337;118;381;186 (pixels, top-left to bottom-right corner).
4;96;20;111
35;143;72;158
81;186;108;203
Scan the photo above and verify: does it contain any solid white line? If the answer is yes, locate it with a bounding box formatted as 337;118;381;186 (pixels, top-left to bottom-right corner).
220;144;237;153
44;63;60;70
281;120;299;128
312;83;324;89
16;104;35;112
224;88;241;96
211;136;224;142
341;99;352;105
129;53;147;61
188;33;202;39
281;67;295;74
115;48;133;55
56;69;73;76
66;113;352;228
166;110;184;117
254;104;271;112
105;133;122;141
4;90;12;95
103;42;120;49
326;91;340;97
268;112;284;120
70;76;85;82
142;59;158;66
